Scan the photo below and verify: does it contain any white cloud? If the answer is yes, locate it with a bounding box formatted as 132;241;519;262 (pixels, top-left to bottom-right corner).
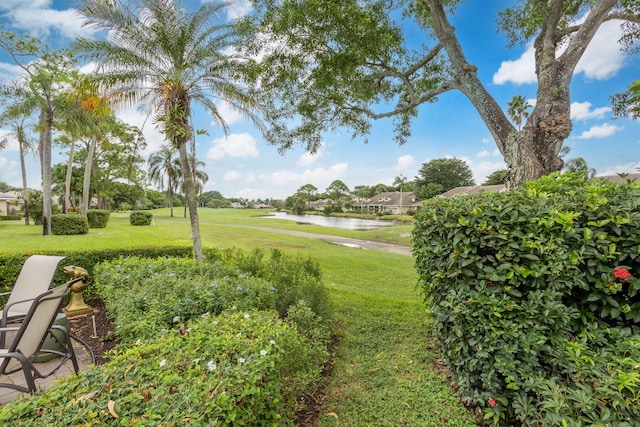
225;0;253;20
260;163;348;189
598;161;640;177
207;133;259;160
570;101;610;120
223;171;241;181
493;20;626;85
575;21;626;79
296;146;324;166
394;154;414;170
481;137;491;144
575;123;621;139
476;150;491;158
0;62;26;85
215;102;244;126
0;130;19;151
1;2;91;40
493;43;536;85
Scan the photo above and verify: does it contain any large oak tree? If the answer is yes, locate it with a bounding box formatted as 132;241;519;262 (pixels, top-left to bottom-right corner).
240;0;639;188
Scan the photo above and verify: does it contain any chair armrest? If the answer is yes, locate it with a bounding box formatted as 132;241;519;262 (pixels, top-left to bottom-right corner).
0;327;20;332
0;291;11;297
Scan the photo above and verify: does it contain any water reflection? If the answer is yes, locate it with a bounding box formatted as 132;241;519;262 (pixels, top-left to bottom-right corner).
267;212;395;230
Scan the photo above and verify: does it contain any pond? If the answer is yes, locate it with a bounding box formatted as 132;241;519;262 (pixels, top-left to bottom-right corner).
266;212;396;230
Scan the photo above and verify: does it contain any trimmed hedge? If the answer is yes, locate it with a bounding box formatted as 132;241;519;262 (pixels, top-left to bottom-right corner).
86;209;110;228
130;211;153;226
413;173;640;426
51;213;88;235
0;247;193;296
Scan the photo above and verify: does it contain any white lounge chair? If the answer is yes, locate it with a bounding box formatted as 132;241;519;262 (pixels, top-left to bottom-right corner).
0;280;80;394
0;255;66;326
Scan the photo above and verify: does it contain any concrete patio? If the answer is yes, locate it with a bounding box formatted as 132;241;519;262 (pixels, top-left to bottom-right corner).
0;334;94;406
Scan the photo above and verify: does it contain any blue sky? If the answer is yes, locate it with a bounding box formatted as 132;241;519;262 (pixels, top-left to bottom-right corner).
0;0;638;200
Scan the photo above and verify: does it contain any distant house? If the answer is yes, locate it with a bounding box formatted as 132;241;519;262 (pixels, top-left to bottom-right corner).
352;191;422;215
229;202;244;209
598;173;640;184
308;198;331;210
0;191;22;216
439;184;506;198
254;203;273;209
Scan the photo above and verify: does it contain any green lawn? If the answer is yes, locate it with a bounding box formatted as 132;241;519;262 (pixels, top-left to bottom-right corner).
0;209;475;425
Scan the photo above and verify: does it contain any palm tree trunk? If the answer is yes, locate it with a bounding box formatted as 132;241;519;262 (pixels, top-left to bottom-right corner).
41;108;53;235
17;125;30;225
82;133;98;214
177;143;203;262
65;140;75;213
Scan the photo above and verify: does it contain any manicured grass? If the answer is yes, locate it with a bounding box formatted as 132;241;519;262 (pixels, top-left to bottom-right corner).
0;209;475;425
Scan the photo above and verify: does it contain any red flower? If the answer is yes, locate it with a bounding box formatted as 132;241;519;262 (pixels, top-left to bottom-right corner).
488;397;497;407
613;267;632;281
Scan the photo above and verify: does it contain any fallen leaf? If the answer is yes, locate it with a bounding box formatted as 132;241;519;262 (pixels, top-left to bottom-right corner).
108;400;119;418
326;412;339;420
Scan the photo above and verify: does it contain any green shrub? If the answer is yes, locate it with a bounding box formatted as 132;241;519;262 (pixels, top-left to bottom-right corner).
51;213;89;235
412;173;640;426
204;247;331;321
0;247;193;296
0;310;322;425
129;211;152;226
86;209;110;228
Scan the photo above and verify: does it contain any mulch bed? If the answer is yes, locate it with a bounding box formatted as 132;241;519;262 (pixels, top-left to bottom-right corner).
68;298;119;365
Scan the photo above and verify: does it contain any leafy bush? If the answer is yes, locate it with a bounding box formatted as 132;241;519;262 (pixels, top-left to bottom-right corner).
51;213;89;235
0;310;323;425
93;252;331;344
129;211;152;226
86;209;110;228
0;247;193;296
204;247;331;320
93;257;276;342
412;173;640;425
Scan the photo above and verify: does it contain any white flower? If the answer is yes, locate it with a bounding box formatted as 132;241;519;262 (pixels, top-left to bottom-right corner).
243;313;250;319
201;312;210;318
135;339;142;345
238;357;245;364
269;340;276;346
212;321;218;325
193;358;201;364
207;360;217;372
260;350;267;356
159;359;167;368
172;315;180;323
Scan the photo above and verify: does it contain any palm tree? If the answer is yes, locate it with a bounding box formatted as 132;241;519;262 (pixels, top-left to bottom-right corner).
0;113;36;225
173;156;209;218
148;145;180;217
74;0;266;261
506;95;531;131
0;32;74;234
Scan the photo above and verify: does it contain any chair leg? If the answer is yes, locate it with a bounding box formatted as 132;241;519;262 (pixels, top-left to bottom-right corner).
0;352;38;394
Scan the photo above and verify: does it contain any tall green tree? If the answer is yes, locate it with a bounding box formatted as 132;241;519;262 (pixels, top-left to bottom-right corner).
297;183;318;209
482;169;509;186
74;0;266;262
240;1;639;188
506;95;531;131
0;31;74;234
326;179;350;207
0;111;36;225
415;157;475;199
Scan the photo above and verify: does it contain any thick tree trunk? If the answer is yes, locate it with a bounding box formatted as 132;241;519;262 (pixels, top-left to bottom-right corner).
426;0;618;188
177;142;203;262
